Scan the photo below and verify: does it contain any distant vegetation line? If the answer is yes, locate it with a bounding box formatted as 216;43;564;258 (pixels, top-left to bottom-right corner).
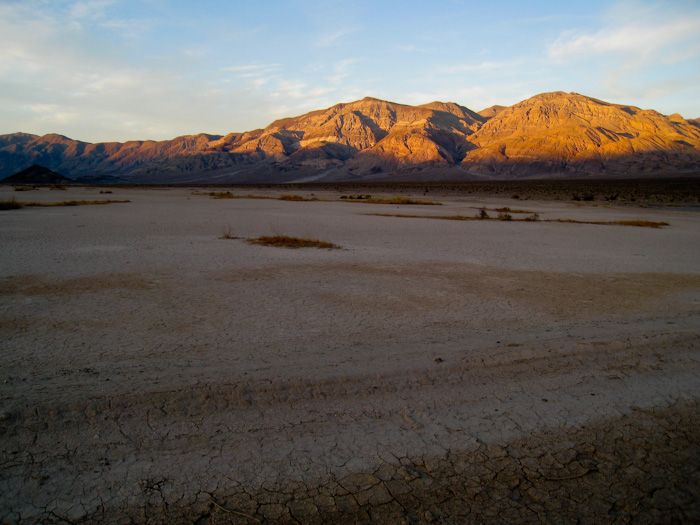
182;177;700;203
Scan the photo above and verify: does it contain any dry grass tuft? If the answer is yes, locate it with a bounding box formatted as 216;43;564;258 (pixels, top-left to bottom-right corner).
197;192;435;204
344;196;441;205
612;220;669;228
219;224;240;239
202;191;312;201
202;191;268;199
208;191;238;199
278;194;316;201
340;194;372;200
0;198;23;210
491;206;536;214
248;235;339;249
15;199;130;207
555;219;669;228
369;213;479;221
473;206;536;214
368;213;668;228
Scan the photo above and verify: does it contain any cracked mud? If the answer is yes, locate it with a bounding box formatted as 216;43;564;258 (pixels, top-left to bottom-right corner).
1;187;699;523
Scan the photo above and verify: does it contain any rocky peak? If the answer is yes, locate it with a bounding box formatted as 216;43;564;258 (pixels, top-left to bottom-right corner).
462;91;700;174
3;164;72;184
40;133;81;145
477;105;507;119
1;91;699;182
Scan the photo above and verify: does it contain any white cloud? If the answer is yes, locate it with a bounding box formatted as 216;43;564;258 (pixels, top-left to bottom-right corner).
2;0;698;142
315;26;358;48
402;86;489;107
438;60;526;74
548;5;700;66
221;64;281;73
269;80;311;100
535;1;700;119
325;57;362;84
29;104;82;125
69;0;118;19
99;18;155;38
86;70;146;94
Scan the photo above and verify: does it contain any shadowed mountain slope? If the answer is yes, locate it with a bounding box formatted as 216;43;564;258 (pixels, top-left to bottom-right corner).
0;133;220;180
3;164;72;184
2;92;700;183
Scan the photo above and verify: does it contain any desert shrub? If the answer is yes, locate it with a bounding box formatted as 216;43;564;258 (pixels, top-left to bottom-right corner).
278;194;304;201
343;194;371;200
479;208;489;219
582;194;595;201
612;220;669;228
13;186;34;192
368;212;668;228
367;213;478;221
219;224;239;239
343;195;438;205
554;219;669;228
0;198;22;210
14;199;129;207
248;235;338;249
278;194;316;201
210;191;234;198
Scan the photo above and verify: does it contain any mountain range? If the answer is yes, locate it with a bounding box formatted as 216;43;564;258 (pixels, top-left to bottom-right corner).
2;91;700;183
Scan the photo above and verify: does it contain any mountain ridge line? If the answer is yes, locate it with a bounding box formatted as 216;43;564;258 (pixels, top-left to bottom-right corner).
2;91;700;183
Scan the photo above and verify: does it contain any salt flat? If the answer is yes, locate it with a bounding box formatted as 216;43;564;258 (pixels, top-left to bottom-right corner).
1;186;699;523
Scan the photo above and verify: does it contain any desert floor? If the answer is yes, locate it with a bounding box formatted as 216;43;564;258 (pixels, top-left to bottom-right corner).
1;185;699;523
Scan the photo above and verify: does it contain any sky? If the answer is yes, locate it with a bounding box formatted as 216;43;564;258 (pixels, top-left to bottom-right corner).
1;0;699;143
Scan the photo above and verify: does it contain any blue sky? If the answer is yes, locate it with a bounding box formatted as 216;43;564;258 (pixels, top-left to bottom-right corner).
1;0;699;142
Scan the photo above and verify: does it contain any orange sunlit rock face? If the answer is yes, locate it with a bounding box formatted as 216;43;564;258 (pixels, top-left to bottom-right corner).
462;92;700;175
2;92;700;183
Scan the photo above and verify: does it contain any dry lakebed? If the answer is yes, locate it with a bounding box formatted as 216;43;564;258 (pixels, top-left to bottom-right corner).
1;185;699;523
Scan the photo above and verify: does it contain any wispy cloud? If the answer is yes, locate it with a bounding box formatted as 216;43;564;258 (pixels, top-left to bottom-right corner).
545;1;700;111
69;0;116;20
438;60;527;74
325;57;362;84
402;86;489;107
221;64;281;73
548;4;700;66
28;104;81;125
268;80;336;101
315;26;358;48
99;18;155;38
2;0;699;141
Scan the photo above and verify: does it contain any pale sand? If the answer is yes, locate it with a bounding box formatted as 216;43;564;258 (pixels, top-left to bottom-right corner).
1;186;699;522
